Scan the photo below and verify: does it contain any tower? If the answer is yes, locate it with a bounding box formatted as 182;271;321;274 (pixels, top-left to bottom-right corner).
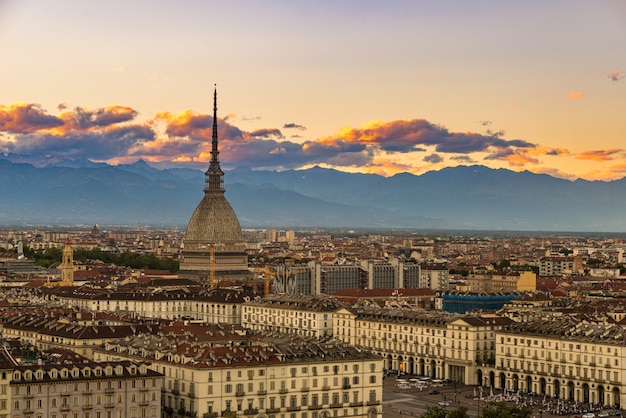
179;87;251;283
60;238;74;286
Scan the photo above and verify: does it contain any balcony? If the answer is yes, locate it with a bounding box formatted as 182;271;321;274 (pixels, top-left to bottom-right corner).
287;406;301;412
367;400;381;406
266;408;281;413
22;409;34;415
83;389;93;395
350;402;364;407
139;387;149;392
330;403;343;408
257;390;267;396
278;388;288;394
243;408;258;416
300;387;310;392
140;401;150;406
104;388;115;394
321;386;330;391
342;384;351;390
309;405;322;410
203;413;218;418
172;388;180;395
235;391;246;397
105;403;116;409
82;405;94;410
60;405;71;411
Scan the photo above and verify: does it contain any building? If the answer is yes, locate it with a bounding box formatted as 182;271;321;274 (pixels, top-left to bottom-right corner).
95;323;384;418
10;357;162;418
46;286;256;324
178;88;251;285
333;306;513;385
420;264;450;290
241;294;345;337
493;318;626;407
539;255;583;276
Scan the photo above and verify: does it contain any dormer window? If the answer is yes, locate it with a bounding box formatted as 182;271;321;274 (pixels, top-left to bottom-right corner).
13;371;20;381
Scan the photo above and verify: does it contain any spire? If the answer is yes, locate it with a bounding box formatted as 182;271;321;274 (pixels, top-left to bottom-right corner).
205;85;225;193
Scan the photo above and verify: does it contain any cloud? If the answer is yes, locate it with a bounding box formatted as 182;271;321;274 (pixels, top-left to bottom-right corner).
59;106;138;130
0;103;64;133
608;71;624;82
568;91;583;101
241;115;262;122
450;155;475;163
283;123;307;130
0;102;584;178
313;119;535;155
0;103;154;161
251;128;283;139
484;146;569;167
575;149;623;162
1;125;155;160
423;153;443;163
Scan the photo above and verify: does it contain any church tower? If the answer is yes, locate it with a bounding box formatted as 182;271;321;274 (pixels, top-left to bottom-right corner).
179;87;251;285
60;238;74;286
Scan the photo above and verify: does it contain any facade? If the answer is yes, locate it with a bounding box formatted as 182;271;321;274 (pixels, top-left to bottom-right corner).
1;315;159;359
178;88;250;284
333;306;513;385
420;264;450;290
95;326;384;418
492;319;626;408
10;360;162;418
241;295;344;337
46;286;254;324
539;256;583;276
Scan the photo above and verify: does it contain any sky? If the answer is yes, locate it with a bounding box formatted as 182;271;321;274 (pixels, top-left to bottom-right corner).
0;0;625;181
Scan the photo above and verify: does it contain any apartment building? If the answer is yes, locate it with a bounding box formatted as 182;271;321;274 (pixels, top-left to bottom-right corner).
334;306;513;385
241;295;344;337
10;358;162;418
46;286;255;324
539;255;583;276
95;328;384;418
1;314;159;359
493;318;626;408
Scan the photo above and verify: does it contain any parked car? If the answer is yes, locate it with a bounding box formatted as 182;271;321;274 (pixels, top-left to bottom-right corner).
582;413;595;418
429;389;440;395
438;401;450;407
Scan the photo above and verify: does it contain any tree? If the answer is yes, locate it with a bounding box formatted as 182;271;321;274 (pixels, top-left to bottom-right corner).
420;406;468;418
479;401;532;418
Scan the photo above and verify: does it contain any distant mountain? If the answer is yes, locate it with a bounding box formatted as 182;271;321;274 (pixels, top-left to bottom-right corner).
1;155;625;232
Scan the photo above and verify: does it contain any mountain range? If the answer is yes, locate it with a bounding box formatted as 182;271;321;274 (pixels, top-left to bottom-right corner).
1;153;625;232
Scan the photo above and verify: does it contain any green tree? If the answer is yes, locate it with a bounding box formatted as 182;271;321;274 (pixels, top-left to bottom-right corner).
479;401;532;418
420;406;468;418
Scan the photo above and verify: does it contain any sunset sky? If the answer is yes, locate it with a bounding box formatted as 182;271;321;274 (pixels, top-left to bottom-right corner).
1;0;625;180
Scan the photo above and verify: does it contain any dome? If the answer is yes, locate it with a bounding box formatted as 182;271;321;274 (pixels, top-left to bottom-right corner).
184;192;244;244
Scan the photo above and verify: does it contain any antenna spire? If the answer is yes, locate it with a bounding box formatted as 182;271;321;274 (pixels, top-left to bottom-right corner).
204;85;224;193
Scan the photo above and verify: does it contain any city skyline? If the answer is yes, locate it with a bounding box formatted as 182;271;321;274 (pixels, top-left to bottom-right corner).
1;1;625;181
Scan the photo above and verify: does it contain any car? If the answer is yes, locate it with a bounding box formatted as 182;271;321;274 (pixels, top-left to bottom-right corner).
438;401;450;407
582;413;595;418
429;390;440;395
598;413;609;418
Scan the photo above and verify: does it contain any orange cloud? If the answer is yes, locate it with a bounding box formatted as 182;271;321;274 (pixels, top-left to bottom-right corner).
575;149;623;162
0;103;63;133
568;91;583;101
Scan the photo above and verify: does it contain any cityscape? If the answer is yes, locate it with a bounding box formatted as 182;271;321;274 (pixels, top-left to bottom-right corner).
1;2;625;418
